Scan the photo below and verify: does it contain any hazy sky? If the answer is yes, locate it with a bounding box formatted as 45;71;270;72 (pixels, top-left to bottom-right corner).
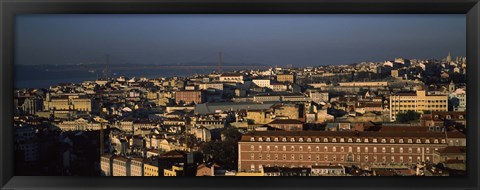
15;14;466;66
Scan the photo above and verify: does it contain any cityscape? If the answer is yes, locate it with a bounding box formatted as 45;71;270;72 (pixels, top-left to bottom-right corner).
14;14;466;177
14;54;467;176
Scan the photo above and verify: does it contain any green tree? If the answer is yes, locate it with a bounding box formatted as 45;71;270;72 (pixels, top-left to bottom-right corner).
200;127;241;170
396;110;421;123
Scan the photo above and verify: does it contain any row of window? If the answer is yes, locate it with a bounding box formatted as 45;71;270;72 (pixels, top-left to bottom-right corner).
249;137;445;144
249;145;437;154
247;153;430;163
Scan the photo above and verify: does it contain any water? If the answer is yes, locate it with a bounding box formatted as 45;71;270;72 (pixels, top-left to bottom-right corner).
15;67;227;89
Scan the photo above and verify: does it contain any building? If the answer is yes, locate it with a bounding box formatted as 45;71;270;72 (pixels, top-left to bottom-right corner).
420;111;466;128
130;157;145;176
307;90;329;104
268;119;303;131
158;150;187;176
252;79;271;88
112;156;130;176
311;165;346;176
389;90;448;121
164;164;185;176
433;146;466;164
144;158;159;176
276;74;295;83
45;95;92;112
100;155;113;176
237;130;464;172
219;73;244;83
175;90;204;105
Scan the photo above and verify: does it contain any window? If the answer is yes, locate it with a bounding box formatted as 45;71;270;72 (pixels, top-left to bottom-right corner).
441;139;446;144
308;146;311;152
299;146;304;151
324;147;328;152
258;137;263;141
372;139;378;143
391;147;395;153
373;147;377;153
357;147;361;153
332;147;336;152
299;138;304;142
365;147;369;153
274;138;279;142
259;146;262;151
316;146;320;152
266;137;271;142
426;148;430;154
408;139;413;143
250;137;255;142
258;154;262;160
307;138;312;142
275;154;278;160
315;138;320;142
250;153;254;160
390;139;395;143
408;148;412;153
409;156;413;162
291;154;295;160
291;146;295;151
324;155;328;161
434;139;439;144
416;139;421;143
341;147;345;152
308;154;311;160
417;148;421;153
348;138;353;143
250;145;255;151
364;139;369;143
399;139;404;143
382;147;386;153
340;138;345;142
274;146;278;151
299;155;303;160
267;146;270;151
267;154;270;160
425;139;430;143
356;138;361;143
323;138;328;143
283;154;286;160
283;146;286;151
381;139;386;143
400;148;403;153
291;138;295;142
282;138;287;142
316;154;320;161
365;156;369;162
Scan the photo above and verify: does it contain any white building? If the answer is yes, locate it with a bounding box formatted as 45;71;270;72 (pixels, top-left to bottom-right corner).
252;79;271;88
100;155;113;176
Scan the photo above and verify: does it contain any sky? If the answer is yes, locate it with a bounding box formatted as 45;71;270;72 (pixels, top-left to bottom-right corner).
15;14;466;66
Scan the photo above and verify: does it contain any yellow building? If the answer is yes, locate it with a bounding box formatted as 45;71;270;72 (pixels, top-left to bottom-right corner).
389;90;448;121
143;161;159;176
164;165;184;176
276;74;295;83
45;95;92;112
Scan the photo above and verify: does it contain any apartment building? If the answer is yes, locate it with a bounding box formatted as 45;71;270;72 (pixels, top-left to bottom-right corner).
389;90;448;121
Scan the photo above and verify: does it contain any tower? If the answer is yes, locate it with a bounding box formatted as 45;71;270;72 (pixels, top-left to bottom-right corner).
446;52;452;62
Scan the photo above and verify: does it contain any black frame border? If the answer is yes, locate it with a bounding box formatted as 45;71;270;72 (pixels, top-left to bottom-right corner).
1;0;479;190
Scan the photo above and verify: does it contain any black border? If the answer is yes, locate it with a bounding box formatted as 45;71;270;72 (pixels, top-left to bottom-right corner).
1;0;479;190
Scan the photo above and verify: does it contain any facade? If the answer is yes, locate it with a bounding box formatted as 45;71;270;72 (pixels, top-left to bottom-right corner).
238;130;464;172
252;79;271;88
268;119;303;131
276;74;295;83
311;165;346;176
130;158;144;176
143;159;159;176
112;156;131;176
175;90;204;104
164;165;185;176
100;155;113;176
45;95;92;112
389;90;448;121
219;73;244;83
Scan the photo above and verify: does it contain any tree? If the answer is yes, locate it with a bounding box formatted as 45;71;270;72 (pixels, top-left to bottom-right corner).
396;110;421;123
200;127;241;170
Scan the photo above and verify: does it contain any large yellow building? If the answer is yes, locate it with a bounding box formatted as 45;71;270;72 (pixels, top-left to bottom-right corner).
276;74;295;83
45;95;92;112
389;90;448;121
143;161;159;176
